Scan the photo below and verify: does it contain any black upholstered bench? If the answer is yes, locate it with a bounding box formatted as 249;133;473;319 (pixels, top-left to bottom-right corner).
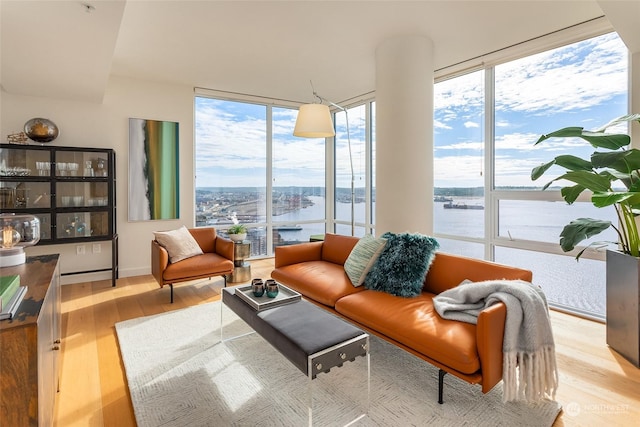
221;286;369;379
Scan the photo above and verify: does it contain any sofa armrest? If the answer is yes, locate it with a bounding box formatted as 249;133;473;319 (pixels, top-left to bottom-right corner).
274;242;323;268
215;236;235;261
151;240;169;286
476;302;507;393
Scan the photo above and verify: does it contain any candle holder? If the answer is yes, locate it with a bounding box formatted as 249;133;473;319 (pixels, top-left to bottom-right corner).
251;278;265;297
0;213;40;267
265;279;279;298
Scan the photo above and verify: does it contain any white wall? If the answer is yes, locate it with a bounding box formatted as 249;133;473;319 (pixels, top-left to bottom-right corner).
1;76;195;283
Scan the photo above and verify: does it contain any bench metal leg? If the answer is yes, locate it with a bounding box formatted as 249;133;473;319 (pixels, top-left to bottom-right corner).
438;369;446;404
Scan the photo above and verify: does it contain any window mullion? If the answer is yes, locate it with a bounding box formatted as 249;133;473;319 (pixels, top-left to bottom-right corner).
266;105;273;256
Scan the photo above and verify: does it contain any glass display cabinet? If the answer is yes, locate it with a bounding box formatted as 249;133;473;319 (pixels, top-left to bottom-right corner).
0;144;118;285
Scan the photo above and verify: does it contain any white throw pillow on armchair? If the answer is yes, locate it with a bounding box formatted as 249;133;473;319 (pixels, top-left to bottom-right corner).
154;226;203;263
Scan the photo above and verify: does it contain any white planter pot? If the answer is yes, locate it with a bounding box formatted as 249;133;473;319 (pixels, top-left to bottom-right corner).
228;233;246;242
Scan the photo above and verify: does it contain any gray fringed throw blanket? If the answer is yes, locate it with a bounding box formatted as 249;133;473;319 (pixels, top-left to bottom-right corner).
433;279;558;403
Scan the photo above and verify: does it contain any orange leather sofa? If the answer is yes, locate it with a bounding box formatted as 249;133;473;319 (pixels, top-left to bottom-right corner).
152;227;235;303
271;233;532;403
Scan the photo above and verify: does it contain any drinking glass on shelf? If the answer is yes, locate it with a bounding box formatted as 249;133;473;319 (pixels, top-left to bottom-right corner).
36;161;50;176
84;160;94;177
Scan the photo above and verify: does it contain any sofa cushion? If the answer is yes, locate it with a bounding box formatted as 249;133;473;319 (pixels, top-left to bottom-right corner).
163;252;233;281
424;252;533;295
271;261;364;307
344;234;387;287
335;289;480;374
321;233;360;265
154;226;203;263
365;232;439;297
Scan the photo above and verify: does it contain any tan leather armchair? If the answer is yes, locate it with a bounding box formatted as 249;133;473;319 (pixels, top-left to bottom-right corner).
151;227;235;303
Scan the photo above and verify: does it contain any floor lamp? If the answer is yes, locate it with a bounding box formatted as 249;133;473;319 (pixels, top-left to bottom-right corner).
293;86;355;236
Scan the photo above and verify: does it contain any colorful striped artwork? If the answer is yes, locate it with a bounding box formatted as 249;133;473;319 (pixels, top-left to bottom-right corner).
129;118;179;221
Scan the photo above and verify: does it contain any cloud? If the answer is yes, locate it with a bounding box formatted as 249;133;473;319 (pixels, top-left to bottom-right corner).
195;100;326;187
494;33;627;115
434;32;628;189
437;141;483;151
433;154;484;187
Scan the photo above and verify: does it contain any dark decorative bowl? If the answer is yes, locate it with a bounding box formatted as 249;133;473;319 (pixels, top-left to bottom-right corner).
24;118;59;143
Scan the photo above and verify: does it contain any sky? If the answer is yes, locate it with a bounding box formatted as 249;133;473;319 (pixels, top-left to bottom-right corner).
434;32;628;188
195;32;629;190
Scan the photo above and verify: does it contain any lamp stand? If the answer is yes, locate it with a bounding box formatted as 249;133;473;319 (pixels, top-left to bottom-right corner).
321;95;355;236
344;108;355;236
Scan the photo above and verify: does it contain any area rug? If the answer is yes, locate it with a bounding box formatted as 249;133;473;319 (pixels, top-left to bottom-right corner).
115;301;562;426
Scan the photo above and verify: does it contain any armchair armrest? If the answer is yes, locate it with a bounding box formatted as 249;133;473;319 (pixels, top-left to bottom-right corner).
274;242;323;268
476;302;507;393
151;240;169;287
215;236;235;261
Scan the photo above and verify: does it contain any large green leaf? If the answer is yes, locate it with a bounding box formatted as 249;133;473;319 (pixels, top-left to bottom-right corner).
553;155;593;171
629;179;640;192
580;132;630;150
557;170;612;192
534;126;631;150
622;192;640;207
594;114;640;132
591;192;634;208
530;154;593;180
591;149;640;173
531;160;556;181
559;218;612;252
561;185;586;204
535;127;584;145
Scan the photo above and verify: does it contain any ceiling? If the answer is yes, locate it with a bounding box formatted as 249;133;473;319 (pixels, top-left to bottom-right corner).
1;1;639;105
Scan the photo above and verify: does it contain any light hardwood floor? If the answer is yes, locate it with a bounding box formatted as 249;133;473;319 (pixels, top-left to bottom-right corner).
53;258;640;426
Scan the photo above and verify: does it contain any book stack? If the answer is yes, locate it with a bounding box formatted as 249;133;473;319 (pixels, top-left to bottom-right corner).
0;274;27;320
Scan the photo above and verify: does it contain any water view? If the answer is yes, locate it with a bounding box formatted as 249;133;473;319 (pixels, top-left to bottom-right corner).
196;187;609;320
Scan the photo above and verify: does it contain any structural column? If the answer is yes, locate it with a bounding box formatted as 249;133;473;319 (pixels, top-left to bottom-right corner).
375;35;434;235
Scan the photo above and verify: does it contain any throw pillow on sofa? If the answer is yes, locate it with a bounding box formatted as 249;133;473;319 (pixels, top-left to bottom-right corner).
344;234;388;287
365;232;439;297
154;226;203;263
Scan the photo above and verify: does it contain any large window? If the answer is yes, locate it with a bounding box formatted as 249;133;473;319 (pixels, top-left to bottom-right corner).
434;70;485;256
434;31;628;320
271;106;326;247
195;97;326;256
196;95;376;255
195;30;626;320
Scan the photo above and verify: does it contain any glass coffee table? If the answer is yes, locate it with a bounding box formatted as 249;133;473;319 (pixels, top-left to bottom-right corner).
221;283;370;426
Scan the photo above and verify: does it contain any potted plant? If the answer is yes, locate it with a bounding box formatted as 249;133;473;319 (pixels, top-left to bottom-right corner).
531;113;640;367
227;224;247;242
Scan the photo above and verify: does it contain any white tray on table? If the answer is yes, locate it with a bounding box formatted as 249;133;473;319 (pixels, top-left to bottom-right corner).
234;282;301;311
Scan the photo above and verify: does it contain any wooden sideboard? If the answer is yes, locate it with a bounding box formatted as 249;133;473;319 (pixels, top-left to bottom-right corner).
0;254;61;426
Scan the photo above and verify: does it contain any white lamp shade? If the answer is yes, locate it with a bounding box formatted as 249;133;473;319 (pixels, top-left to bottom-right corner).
293;104;335;138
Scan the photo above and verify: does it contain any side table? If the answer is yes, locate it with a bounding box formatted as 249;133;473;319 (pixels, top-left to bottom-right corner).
227;241;251;283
